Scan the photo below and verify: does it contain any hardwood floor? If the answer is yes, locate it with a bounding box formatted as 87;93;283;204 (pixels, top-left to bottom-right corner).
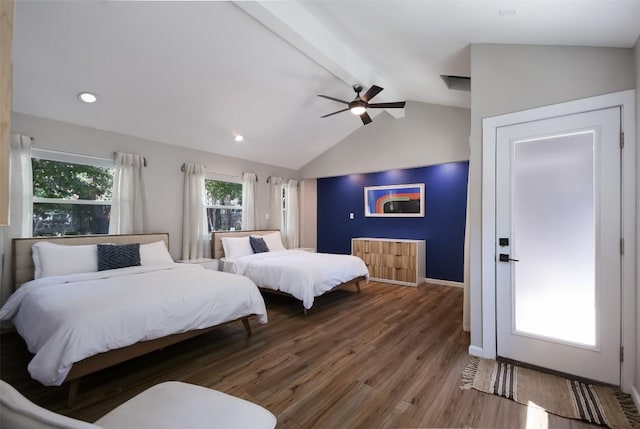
0;281;599;428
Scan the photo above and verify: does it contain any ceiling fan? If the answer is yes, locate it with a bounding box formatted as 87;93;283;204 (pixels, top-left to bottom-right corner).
318;84;406;125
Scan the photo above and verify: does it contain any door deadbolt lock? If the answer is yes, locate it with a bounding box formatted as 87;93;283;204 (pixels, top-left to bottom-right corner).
499;253;519;262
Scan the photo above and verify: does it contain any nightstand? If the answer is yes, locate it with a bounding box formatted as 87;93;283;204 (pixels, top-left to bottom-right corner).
176;258;219;271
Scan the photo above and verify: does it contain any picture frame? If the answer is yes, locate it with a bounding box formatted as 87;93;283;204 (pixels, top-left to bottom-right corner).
364;183;425;217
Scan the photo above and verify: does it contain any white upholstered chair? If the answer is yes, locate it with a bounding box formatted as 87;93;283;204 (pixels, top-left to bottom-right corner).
0;380;277;429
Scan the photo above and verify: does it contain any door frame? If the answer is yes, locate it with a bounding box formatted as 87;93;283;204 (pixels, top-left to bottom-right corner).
480;90;636;393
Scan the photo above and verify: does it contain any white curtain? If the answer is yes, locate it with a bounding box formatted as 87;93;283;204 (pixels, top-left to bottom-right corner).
284;179;299;249
268;176;284;230
10;134;33;237
2;135;33;306
182;163;208;260
241;172;258;230
108;152;147;234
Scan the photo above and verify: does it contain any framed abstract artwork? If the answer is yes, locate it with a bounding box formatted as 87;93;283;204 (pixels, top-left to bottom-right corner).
364;183;425;217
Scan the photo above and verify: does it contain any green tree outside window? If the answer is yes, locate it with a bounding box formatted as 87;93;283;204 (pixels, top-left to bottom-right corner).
204;179;243;232
32;159;113;236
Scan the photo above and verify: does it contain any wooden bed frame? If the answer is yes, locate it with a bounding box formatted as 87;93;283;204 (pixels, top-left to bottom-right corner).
211;230;365;314
11;233;254;407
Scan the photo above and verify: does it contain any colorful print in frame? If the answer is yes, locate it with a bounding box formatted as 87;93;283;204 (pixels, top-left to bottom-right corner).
364;183;425;217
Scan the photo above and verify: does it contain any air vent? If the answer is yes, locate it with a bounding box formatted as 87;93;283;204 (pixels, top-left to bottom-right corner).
440;75;471;92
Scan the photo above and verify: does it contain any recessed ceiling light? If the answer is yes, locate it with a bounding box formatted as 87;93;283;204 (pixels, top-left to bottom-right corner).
498;9;518;17
234;135;244;142
78;92;98;103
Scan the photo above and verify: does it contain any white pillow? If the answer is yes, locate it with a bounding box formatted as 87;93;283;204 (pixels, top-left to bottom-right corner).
140;241;174;266
32;242;98;279
221;236;254;259
261;231;286;252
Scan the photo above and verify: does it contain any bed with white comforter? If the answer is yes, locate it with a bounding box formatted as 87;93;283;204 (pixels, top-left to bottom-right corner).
223;250;369;310
0;263;267;386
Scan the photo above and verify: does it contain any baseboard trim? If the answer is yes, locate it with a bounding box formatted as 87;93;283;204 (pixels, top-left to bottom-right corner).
468;345;483;357
425;278;464;288
632;385;640;411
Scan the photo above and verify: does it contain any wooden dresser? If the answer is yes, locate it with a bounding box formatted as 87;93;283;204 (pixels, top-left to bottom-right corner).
351;237;426;287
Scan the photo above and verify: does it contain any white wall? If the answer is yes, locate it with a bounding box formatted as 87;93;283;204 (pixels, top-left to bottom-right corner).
10;113;298;257
299;101;470;179
469;44;635;351
634;35;640;404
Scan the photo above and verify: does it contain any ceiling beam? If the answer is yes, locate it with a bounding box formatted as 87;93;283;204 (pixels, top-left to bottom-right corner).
234;1;405;119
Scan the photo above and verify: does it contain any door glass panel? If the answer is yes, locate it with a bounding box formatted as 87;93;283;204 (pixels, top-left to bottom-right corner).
512;131;595;346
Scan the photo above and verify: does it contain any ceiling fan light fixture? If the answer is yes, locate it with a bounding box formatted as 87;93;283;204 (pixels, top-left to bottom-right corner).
350;106;366;116
318;84;404;126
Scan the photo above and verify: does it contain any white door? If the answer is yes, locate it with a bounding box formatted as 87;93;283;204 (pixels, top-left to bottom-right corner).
495;107;621;385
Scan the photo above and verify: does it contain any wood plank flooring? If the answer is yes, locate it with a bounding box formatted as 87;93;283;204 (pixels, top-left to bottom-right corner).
0;281;599;428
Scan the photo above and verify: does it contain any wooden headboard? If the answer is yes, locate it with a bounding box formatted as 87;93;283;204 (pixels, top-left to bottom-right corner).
12;233;169;289
211;230;279;259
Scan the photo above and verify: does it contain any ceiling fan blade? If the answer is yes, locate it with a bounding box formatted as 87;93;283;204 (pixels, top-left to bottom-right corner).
360;112;372;125
361;85;383;102
317;94;349;104
367;101;406;109
321;108;350;118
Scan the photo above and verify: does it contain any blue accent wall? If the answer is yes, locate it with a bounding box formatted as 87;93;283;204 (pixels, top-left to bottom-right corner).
317;161;469;282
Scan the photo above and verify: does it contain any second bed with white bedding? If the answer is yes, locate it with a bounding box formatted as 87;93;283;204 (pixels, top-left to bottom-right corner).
222;250;369;310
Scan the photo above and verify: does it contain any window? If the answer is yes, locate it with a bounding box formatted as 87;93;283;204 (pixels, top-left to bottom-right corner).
270;178;290;233
32;149;114;236
204;177;242;232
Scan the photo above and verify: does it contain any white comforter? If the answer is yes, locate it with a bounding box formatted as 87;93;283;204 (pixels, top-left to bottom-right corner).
0;264;267;386
223;250;369;310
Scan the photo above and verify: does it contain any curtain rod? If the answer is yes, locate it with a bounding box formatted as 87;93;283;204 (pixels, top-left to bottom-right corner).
179;165;258;181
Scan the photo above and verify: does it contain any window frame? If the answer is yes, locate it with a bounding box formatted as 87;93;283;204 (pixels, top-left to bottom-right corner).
31;149;115;236
204;173;244;232
31;148;114;169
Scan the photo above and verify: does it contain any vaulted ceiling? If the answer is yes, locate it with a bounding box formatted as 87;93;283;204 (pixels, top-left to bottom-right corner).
11;1;640;170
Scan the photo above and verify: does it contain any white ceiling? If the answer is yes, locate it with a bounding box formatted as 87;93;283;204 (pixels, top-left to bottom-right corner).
12;1;640;170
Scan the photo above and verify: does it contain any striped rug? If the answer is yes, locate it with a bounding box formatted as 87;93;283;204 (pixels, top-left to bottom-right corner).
461;357;639;429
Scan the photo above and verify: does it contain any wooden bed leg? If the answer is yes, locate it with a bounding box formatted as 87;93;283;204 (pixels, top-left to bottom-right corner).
67;379;80;408
355;280;361;293
303;307;307;315
241;317;252;337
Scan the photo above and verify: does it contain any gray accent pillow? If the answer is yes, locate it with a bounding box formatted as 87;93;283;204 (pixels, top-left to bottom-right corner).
97;243;141;271
249;236;270;253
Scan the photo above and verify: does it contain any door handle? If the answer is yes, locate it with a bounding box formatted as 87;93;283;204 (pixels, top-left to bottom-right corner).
499;253;519;262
